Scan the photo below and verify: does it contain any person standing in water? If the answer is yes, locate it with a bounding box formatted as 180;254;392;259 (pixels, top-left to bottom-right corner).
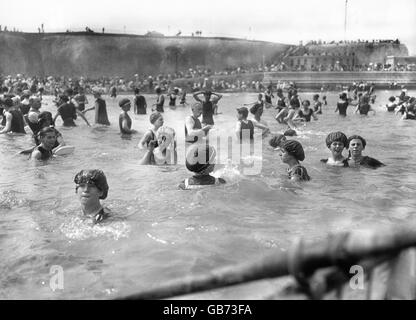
133;88;147;114
354;94;376;116
153;87;165;113
0;97;26;134
118;98;137;135
335;92;350;117
312;94;323;114
83;88;110;125
193;90;223;125
346;135;385;169
53;94;91;127
168;88;179;109
185;102;212;144
138;112;164;149
74;169;110;224
320;131;349;167
249;103;270;136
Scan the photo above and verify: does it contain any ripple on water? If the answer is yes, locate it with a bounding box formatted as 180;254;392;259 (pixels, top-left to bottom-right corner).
59;216;131;240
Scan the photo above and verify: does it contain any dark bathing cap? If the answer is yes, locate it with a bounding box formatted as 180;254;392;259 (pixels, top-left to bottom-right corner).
284;129;297;137
186;143;216;174
269;134;286;148
119;98;130;108
237;107;249;118
325;132;348;149
149;112;162;124
347;135;366;149
74;169;109;200
3;98;13;107
281;140;305;162
250;104;262;115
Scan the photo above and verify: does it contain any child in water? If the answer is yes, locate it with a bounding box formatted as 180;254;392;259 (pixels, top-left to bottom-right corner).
278;140;310;181
178;143;226;190
74;169;110;224
320;131;349;167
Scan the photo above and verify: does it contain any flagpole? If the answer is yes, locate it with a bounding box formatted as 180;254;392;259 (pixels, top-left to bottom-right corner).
344;0;348;41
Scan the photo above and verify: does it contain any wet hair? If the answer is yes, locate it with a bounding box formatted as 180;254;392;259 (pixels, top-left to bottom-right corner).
269;134;287;148
302;100;311;107
388;96;396;102
149;111;162;124
325;132;348;149
38;111;53;128
185;143;216;174
284;129;297;137
74;169;109;200
38;126;56;139
347;135;366;149
281;140;305;162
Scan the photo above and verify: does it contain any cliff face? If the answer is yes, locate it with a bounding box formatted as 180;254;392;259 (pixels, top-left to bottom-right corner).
0;33;289;78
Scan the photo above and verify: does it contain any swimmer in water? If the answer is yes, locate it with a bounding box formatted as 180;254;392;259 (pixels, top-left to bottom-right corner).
278;140;310;182
179;89;188;106
178;143;226;190
346;135;385;169
83;88;110;126
335;92;350;117
249;103;270;137
354;94;376;116
320;131;349;167
152;86;165;113
0;97;26;134
293;100;318;123
312;94;322;114
193;90;223;125
185;102;213;144
53;94;91;127
118;98;137;135
269;134;287;150
138;112;164;149
74;169;110;224
133;88;147;114
30;127;57;161
139;126;177;165
386;96;398;112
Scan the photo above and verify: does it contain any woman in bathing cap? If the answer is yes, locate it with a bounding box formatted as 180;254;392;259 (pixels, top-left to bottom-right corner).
74;169;110;224
278;140;310;181
321;131;349;167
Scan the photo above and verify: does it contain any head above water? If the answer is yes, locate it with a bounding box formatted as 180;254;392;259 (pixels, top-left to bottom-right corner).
280;140;305;162
284;129;297;137
185;143;217;175
302;100;311;107
250;103;263;115
119;98;131;109
149;111;163;125
326;131;348;149
237;107;249;119
74;169;109;200
347;135;366;150
191;102;203;115
269;134;287;148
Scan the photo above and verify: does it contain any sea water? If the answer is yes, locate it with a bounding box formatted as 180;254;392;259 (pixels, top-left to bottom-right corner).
0;90;415;299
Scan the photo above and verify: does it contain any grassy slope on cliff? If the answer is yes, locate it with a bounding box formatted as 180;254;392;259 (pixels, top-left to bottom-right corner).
0;32;289;78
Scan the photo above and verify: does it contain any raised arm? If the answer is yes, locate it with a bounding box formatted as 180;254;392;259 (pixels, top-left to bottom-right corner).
193;91;203;102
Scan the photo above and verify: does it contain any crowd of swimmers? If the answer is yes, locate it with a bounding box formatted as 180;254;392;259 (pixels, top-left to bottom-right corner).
4;76;414;224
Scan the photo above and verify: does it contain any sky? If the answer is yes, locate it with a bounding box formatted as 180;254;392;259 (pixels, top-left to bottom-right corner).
1;0;416;54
